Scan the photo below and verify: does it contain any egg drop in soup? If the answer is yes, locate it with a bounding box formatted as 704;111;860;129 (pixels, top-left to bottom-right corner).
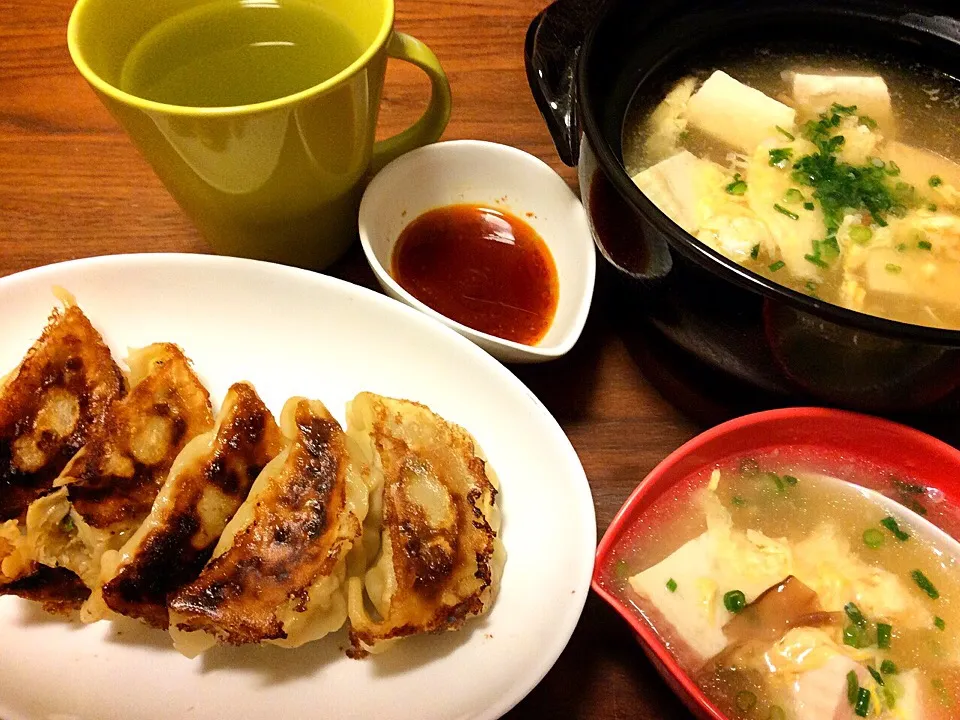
391;205;559;346
623;45;960;329
600;451;960;720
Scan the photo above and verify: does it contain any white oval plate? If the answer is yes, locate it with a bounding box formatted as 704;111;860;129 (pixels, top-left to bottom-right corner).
0;254;596;720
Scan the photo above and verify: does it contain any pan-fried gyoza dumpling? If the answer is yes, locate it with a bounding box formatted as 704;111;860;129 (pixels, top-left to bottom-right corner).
0;297;125;524
23;343;213;594
168;397;370;658
345;393;504;656
0;297;124;590
87;382;283;627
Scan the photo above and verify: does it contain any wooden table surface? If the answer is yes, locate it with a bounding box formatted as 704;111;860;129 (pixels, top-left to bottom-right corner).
0;0;708;717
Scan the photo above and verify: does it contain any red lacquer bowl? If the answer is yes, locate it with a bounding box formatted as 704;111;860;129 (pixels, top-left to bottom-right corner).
592;407;960;720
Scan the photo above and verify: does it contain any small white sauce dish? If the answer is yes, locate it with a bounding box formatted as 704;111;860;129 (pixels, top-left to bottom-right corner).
358;139;596;363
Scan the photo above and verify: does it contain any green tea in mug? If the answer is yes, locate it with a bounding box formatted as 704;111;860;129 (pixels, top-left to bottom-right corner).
120;0;364;107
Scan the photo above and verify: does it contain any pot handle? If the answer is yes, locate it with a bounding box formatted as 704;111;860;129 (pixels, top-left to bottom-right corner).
524;0;605;166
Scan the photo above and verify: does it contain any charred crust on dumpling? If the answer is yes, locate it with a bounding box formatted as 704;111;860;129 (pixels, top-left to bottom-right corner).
64;344;214;531
101;382;281;628
0;304;125;522
2;566;90;615
102;512;203;627
169;400;359;646
473;548;493;588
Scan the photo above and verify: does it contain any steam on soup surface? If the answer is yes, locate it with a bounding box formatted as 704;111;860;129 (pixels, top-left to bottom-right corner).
600;455;960;720
623;47;960;329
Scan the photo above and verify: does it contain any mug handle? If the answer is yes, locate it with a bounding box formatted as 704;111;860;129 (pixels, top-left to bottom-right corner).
371;32;452;173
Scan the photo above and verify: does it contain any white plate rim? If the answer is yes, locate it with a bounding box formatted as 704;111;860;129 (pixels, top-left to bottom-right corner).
0;253;597;720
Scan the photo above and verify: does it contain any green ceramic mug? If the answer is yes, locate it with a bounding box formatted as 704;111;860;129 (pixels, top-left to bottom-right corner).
67;0;451;269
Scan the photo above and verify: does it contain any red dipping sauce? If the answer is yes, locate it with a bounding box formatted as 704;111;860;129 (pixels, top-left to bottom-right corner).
391;204;559;346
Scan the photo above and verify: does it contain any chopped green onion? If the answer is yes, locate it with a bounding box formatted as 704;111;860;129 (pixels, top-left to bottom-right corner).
61;514;75;533
854;687;871;717
791;104;926;247
881;516;910;541
805;281;818;294
784;188;804;203
724;590;747;614
918;239;933;250
912;570;939;599
935;616;945;631
843;625;858;647
805;252;829;268
769;260;786;272
843;624;869;648
929;175;943;188
859;115;878;129
832;102;858;115
803;201;815;211
765;471;785;491
768;705;786;720
783;474;798;486
750;244;760;260
882;686;897;709
769;147;794;167
776;126;796;141
845;602;867;628
821;236;841;259
726;173;748;195
736;690;757;711
868;665;885;686
881;660;898;675
804;237;839;269
774;203;800;220
863;528;885;548
885;263;902;274
877;622;892;649
928;203;938;212
849;225;873;244
732;495;746;506
847;670;860;704
666;578;677;593
896;242;907;252
614;560;630;579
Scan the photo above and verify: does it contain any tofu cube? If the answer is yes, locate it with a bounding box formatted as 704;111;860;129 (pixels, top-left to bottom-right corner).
686;71;796;153
792;73;894;132
631;150;714;233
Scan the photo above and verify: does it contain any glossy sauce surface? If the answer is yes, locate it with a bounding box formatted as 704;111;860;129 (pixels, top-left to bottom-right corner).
391;205;559;345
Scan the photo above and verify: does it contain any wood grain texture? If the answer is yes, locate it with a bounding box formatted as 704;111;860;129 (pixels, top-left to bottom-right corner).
0;0;703;717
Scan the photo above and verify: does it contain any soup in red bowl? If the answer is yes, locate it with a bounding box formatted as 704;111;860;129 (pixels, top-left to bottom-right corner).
593;408;960;720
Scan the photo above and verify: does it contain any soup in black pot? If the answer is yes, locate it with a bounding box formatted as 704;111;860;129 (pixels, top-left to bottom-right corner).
623;46;960;329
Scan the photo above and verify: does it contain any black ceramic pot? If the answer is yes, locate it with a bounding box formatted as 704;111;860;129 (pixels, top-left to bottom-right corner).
526;0;960;415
